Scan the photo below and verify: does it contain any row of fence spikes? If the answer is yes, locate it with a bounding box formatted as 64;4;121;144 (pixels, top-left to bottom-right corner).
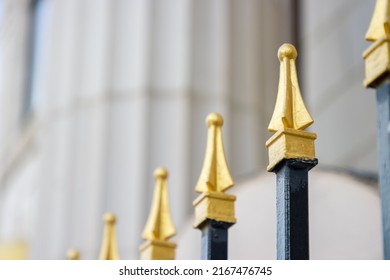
49;0;390;260
65;111;237;260
64;41;318;260
66;213;120;260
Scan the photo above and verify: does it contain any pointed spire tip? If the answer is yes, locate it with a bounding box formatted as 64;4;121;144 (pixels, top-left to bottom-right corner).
195;112;233;194
67;249;80;260
103;213;116;224
142;168;176;242
278;43;297;61
99;212;119;260
365;0;390;42
268;43;313;132
154;167;168;180
363;0;390;87
266;43;317;171
206;113;224;127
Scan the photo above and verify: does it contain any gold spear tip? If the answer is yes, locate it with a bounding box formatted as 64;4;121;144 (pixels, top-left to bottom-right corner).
365;0;390;42
99;212;120;260
193;112;237;227
363;0;390;87
195;112;234;194
268;42;314;132
139;169;177;260
265;43;316;171
103;213;116;224
142;168;176;241
206;113;224;127
154;167;168;180
278;43;297;61
67;249;80;260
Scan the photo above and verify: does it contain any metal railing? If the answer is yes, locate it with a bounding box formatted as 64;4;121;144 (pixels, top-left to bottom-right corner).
67;0;390;260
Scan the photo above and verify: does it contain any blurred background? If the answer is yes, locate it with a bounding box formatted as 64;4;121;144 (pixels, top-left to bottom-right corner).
0;0;382;259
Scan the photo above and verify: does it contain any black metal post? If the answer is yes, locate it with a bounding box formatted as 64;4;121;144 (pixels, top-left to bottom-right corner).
200;220;233;260
375;82;390;259
273;158;317;260
363;0;390;259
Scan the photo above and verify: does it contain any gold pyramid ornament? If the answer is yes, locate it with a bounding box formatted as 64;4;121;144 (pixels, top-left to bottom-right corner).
266;44;316;171
140;168;176;260
98;213;120;260
193;113;236;228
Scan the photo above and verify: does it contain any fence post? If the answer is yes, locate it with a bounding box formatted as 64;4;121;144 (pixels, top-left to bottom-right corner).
266;44;317;260
98;213;120;260
363;0;390;259
139;168;176;260
193;113;236;260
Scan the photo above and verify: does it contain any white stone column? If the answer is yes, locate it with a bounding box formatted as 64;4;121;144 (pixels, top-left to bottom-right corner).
147;0;192;230
32;0;114;259
0;0;41;258
190;0;232;192
68;0;113;259
104;0;153;259
0;0;31;178
229;0;264;177
301;0;377;172
31;0;82;259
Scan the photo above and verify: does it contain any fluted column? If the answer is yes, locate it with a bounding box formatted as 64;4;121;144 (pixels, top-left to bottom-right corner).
33;0;114;259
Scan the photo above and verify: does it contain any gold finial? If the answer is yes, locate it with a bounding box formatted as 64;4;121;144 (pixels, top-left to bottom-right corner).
268;44;313;132
98;213;120;260
365;0;390;41
67;249;80;260
142;168;176;241
139;168;176;260
193;113;236;228
266;44;317;171
363;0;390;87
195;113;234;193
